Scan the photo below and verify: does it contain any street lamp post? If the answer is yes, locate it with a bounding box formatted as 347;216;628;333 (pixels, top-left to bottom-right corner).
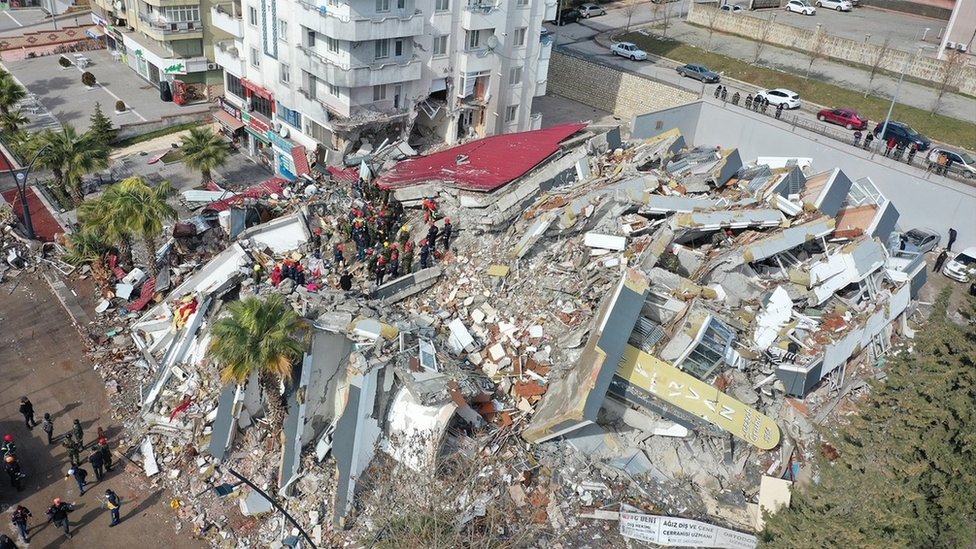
876;48;921;155
8;145;50;241
211;467;317;548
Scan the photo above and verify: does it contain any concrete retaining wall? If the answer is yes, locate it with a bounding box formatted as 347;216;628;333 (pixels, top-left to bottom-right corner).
547;50;699;124
114;110;214;141
687;4;976;96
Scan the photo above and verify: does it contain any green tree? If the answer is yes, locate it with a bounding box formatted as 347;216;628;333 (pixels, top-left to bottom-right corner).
78;177;176;277
34;125;110;206
180;127;228;184
88;102;115;147
62;230;110;266
207;295;307;434
0;110;28;133
760;290;976;549
0;70;27;115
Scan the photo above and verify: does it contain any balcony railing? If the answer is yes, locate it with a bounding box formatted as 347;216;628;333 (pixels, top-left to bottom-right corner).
138;14;203;35
297;46;421;88
295;1;423;41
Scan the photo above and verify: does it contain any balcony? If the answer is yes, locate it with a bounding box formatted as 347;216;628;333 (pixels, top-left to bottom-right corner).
296;47;422;88
296;1;424;41
141;0;202;7
211;3;243;38
461;2;506;31
297;86;344;121
137;14;204;41
214;41;245;76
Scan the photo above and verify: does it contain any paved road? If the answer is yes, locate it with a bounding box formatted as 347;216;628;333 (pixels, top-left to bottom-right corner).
554;10;975;132
0;275;202;549
0;8;86;38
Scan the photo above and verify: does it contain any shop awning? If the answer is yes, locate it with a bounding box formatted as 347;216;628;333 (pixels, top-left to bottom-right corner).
86;26;106;39
214;110;244;131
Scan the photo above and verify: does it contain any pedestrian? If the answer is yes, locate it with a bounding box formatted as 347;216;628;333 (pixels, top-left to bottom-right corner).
11;505;31;543
884;136;896;157
427;223;440;250
402;246;414;275
761;97;769;114
89;447;105;481
944;153;954;175
397;224;411;248
333;244;345;269
863;132;874;150
853;130;862;147
0;534;15;549
731;92;740;106
4;456;23;491
947;228;957;252
63;434;82;467
744;94;753;110
98;437;113;471
714;84;722;99
775;102;784;119
420;240;430;269
46;498;74;539
375;258;387;286
72;419;84;448
339;271;353;291
42;413;54;444
2;435;16;457
19;397;36;430
720;86;728;102
441;218;453;250
934;249;949;272
104;489;122;526
907;142;918;164
66;466;88;495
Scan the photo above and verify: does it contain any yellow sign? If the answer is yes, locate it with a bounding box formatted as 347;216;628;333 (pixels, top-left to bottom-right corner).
617;346;780;449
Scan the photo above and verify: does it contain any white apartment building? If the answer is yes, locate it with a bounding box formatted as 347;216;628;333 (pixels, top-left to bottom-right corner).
210;0;556;180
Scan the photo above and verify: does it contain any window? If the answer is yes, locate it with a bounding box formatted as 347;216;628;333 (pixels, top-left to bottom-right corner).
397;0;405;8
279;62;290;84
433;35;448;56
375;39;389;59
394;39;403;57
328;84;339;96
278;18;287;40
435;0;449;11
514;27;526;47
307;118;332;145
306;29;315;47
505;104;518;123
250;47;260;67
248;5;258;26
466;30;480;50
327;37;339;54
277;102;302;128
161;6;201;23
252;95;273;118
373;84;387;101
376;0;390;12
517;0;528;6
226;73;245;99
509;66;522;85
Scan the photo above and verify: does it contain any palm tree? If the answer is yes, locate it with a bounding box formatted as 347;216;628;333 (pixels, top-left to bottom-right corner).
208;295;308;435
35;125;110;205
78;177;176;277
0;110;28;133
0;70;27;115
180;127;228;184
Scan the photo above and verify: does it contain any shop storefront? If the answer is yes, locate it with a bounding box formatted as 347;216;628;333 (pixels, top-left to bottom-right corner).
213;98;245;145
242;112;273;170
90;13;125;57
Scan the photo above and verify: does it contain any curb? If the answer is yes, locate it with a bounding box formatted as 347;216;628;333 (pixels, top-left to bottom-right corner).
42;270;92;337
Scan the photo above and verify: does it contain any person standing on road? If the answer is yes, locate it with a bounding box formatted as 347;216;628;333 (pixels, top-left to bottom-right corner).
72;419;84;448
98;437;114;472
5;456;24;491
0;534;15;549
11;505;31;544
66;466;89;495
18;397;36;430
63;434;82;467
41;413;55;445
947;228;958;252
46;498;74;539
104;489;122;527
2;435;16;458
934;249;949;272
89;447;105;481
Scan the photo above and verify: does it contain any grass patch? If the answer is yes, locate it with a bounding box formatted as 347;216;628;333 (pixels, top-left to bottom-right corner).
620;32;976;150
112;122;199;148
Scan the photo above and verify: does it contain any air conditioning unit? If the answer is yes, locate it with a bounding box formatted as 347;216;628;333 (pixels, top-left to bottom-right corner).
946;41;956;49
272;121;282;132
207;62;221;71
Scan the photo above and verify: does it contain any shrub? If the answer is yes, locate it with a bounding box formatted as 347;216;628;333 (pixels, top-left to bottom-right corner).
81;71;96;87
115;100;126;112
58;56;72;68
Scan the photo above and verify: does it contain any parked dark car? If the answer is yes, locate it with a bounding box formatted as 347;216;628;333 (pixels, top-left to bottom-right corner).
551;9;581;25
676;63;721;83
873;121;930;151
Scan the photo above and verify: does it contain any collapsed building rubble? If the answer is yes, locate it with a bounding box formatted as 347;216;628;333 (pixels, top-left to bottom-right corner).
38;118;933;547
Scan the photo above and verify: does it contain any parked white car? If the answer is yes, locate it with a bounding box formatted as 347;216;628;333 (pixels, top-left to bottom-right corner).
816;0;852;10
942;247;976;282
755;88;801;109
785;0;817;15
611;42;648;60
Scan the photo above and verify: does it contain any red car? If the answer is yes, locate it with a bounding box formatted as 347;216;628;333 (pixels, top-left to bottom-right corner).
816;108;868;130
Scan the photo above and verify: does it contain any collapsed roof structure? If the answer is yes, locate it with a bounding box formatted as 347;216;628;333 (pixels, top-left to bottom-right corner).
95;111;929;547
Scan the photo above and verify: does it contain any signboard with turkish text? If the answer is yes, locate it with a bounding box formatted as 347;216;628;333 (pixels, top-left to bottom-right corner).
616;346;780;449
218;98;241;119
619;512;757;549
242;112;270;134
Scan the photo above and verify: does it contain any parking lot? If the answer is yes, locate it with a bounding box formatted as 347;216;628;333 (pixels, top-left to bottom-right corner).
0;49;208;132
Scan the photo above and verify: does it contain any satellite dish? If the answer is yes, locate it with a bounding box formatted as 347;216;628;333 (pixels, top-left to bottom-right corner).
279;126;289;138
486;35;499;50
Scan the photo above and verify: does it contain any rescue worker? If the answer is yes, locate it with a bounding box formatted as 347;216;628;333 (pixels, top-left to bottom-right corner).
441;218;453;250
